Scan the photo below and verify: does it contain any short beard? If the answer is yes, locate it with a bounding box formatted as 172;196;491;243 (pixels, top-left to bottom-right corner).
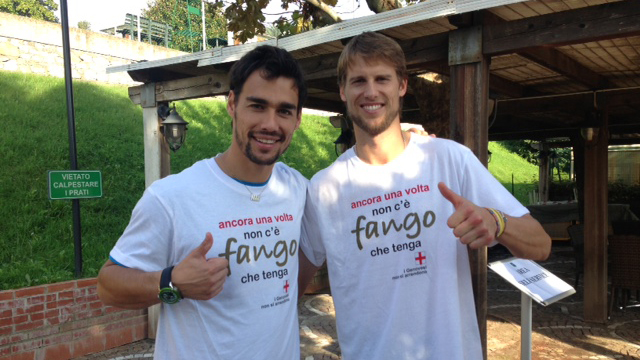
234;127;286;166
348;98;402;137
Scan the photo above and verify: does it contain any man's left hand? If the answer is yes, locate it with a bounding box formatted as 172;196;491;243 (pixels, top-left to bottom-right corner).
438;182;497;248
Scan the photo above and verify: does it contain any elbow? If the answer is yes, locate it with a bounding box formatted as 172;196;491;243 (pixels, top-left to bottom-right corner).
537;232;553;261
528;234;552;261
96;276;118;308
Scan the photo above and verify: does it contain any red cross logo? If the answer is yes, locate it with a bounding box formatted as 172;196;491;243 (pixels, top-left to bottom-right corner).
415;252;426;265
283;280;290;293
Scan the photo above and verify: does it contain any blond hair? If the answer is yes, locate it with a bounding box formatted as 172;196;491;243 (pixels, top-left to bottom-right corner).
337;32;407;87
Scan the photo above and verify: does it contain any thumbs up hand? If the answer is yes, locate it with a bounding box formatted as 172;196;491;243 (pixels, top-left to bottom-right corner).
438;182;497;249
172;232;229;300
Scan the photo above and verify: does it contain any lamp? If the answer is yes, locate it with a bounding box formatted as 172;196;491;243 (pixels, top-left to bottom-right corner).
580;127;599;144
158;104;189;152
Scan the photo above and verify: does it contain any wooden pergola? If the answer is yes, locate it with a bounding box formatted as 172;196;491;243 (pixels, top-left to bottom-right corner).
108;0;640;357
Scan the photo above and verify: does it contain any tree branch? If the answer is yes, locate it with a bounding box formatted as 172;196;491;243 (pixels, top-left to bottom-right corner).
306;0;342;23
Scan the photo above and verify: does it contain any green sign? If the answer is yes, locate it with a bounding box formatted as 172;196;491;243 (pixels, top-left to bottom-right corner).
48;170;103;200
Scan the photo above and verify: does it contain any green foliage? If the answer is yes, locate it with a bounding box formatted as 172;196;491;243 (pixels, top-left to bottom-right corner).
77;20;90;30
499;140;571;177
0;71;339;290
143;0;227;52
0;0;58;22
488;142;539;204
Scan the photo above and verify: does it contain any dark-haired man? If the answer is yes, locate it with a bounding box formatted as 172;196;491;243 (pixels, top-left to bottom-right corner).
299;32;551;360
98;45;308;360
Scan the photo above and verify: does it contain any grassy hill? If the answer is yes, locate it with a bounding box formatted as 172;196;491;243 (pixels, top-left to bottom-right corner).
0;71;538;289
488;142;539;203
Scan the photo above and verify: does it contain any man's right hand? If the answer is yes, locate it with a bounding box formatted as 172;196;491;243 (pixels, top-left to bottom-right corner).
172;232;229;300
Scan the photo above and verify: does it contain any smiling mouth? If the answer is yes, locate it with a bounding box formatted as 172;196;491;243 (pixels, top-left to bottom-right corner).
362;104;383;111
251;131;283;145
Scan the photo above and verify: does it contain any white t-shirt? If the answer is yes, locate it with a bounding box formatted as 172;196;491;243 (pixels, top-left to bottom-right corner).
301;136;528;360
110;158;307;360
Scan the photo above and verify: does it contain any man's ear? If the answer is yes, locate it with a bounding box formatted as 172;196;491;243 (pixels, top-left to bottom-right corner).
294;113;302;131
339;84;347;102
399;78;408;97
227;91;236;116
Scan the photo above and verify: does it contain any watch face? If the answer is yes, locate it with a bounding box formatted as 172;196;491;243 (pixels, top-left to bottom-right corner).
159;288;181;304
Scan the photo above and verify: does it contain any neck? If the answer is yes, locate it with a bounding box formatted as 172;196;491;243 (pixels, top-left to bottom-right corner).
215;146;274;183
353;123;408;165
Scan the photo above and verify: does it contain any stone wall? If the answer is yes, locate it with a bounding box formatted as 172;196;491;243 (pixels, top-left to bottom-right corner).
0;278;147;359
0;12;187;85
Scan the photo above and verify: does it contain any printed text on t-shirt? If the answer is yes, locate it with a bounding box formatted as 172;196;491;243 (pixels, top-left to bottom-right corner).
218;213;294;229
351;184;430;209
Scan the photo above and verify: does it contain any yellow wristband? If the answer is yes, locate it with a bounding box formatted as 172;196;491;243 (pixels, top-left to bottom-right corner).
485;208;507;238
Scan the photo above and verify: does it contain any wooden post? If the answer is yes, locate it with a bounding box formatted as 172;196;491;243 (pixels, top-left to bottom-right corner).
139;83;171;338
538;142;550;203
582;113;609;323
449;25;490;360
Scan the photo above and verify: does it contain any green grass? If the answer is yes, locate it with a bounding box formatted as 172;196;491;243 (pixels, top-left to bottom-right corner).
0;70;538;290
0;71;341;290
488;142;539;204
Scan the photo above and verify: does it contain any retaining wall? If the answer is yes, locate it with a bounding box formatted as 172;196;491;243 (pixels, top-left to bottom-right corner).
0;278;146;360
0;12;186;85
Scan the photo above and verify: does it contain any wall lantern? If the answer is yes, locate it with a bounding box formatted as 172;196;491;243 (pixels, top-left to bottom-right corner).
158;104;189;152
580;127;599;144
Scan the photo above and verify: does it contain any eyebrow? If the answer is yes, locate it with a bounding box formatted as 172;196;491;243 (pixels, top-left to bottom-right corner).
246;96;298;112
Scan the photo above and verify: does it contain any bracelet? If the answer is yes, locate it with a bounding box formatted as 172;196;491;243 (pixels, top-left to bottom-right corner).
485;208;508;238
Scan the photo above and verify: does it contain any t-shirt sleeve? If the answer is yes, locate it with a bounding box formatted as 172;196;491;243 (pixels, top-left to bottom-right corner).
109;187;173;272
299;186;327;267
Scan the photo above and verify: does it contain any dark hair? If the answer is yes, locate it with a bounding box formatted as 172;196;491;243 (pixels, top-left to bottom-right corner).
229;45;307;114
338;32;407;87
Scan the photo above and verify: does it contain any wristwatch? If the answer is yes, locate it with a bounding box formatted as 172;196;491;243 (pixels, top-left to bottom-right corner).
158;266;182;304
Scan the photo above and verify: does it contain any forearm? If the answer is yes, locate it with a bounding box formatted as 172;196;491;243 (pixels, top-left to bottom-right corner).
97;260;162;309
497;214;551;261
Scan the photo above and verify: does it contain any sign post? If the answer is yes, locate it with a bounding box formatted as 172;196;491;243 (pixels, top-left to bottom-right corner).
48;170;103;277
521;293;532;360
489;257;575;360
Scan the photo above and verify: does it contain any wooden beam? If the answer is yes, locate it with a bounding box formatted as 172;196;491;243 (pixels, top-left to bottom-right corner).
582;113;609;323
495;93;593;118
480;9;611;91
129;73;230;104
519;47;611;90
298;53;341;81
538;142;550;203
484;1;640;55
141;85;171;340
449;26;490;360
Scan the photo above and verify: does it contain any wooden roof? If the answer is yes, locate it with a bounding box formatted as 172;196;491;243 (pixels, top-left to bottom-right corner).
108;0;640;143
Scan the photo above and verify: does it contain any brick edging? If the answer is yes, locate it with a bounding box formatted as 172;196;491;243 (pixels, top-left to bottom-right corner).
0;278;147;359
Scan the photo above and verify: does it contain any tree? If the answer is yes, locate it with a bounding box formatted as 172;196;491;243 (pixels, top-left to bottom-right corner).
0;0;59;22
144;0;227;53
77;20;90;30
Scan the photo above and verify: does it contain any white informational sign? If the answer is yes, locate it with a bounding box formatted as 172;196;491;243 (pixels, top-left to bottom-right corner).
488;257;575;306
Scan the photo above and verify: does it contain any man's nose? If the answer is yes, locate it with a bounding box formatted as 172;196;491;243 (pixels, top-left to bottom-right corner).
260;109;279;131
363;81;377;98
